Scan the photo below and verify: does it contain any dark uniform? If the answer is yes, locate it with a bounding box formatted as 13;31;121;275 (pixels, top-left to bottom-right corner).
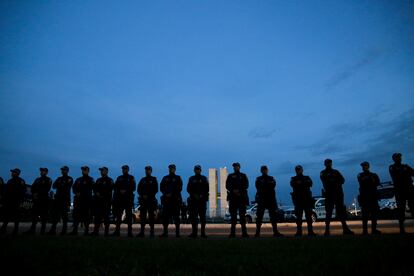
320;159;353;235
48;166;73;235
70;167;94;235
137;166;158;237
290;166;316;236
112;165;136;237
255;166;283;237
187;165;209;238
389;153;414;233
357;162;381;235
92;167;114;236
226;162;249;238
25;168;52;235
160;164;183;237
0;169;26;235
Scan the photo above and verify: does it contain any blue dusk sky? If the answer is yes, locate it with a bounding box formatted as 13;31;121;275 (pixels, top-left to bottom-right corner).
1;0;413;205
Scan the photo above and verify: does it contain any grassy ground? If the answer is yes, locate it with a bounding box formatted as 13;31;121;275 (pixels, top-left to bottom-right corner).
1;234;414;276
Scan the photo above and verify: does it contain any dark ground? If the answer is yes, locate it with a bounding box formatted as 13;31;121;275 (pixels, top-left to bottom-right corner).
1;233;414;276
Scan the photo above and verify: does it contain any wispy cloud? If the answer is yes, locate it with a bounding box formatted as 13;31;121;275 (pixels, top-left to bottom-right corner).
248;127;277;139
326;49;383;90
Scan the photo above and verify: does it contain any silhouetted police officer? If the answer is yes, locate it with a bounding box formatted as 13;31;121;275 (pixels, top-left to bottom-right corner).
320;159;354;236
91;167;114;236
111;165;136;237
226;162;249;238
70;166;94;236
25;168;52;235
290;165;316;237
48;166;73;235
389;153;414;234
137;166;158;238
357;161;381;235
255;165;283;238
187;165;209;238
0;168;26;235
160;164;183;238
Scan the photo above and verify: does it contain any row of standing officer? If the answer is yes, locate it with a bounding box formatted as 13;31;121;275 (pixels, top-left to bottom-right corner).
0;153;413;236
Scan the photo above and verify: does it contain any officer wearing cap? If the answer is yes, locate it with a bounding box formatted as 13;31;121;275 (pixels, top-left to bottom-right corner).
290;165;316;237
0;169;26;235
357;161;381;235
187;165;209;238
320;159;354;236
48;166;73;235
91;167;114;236
137;166;158;238
69;166;94;236
226;162;249;238
25;168;52;235
111;165;136;237
159;164;183;238
254;166;283;238
389;153;414;234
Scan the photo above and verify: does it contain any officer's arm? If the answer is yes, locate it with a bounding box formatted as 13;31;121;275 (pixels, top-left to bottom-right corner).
154;177;159;195
186;177;192;195
290;178;295;188
337;171;345;185
131;177;137;193
408;165;414;177
244;174;249;190
178;176;183;192
374;173;381;187
47;178;52;192
271;177;276;189
137;179;142;196
308;176;313;188
160;177;166;194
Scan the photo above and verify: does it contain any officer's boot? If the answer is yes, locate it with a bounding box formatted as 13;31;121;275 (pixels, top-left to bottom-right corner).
69;224;78;236
189;223;197;238
362;219;368;235
12;222;19;235
255;224;261;238
104;224;110;237
272;222;284;237
111;224;120;237
0;223;8;235
341;220;354;235
372;220;381;235
175;224;180;238
324;222;330;236
24;222;36;235
229;223;236;238
159;224;168;238
295;226;303;237
48;224;57;236
40;222;46;235
399;220;406;234
127;224;133;238
200;223;207;238
90;224;99;236
60;223;67;236
149;224;155;238
137;224;145;237
307;224;316;237
241;223;249;238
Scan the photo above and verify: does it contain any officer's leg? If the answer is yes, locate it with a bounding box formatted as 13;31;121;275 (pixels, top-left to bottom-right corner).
26;203;38;234
138;205;147;237
371;203;381;234
160;203;169;237
82;204;90;235
48;201;59;235
336;195;353;234
268;202;283;237
103;204;111;236
240;205;248;237
12;202;20;235
0;203;10;234
229;201;237;237
70;204;80;235
188;201;197;237
61;202;69;235
294;205;303;236
304;206;316;236
111;205;122;236
174;203;181;237
148;204;155;237
395;194;406;233
324;197;334;236
126;203;133;237
92;202;102;235
40;201;48;235
361;205;368;235
255;204;265;237
199;201;207;237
